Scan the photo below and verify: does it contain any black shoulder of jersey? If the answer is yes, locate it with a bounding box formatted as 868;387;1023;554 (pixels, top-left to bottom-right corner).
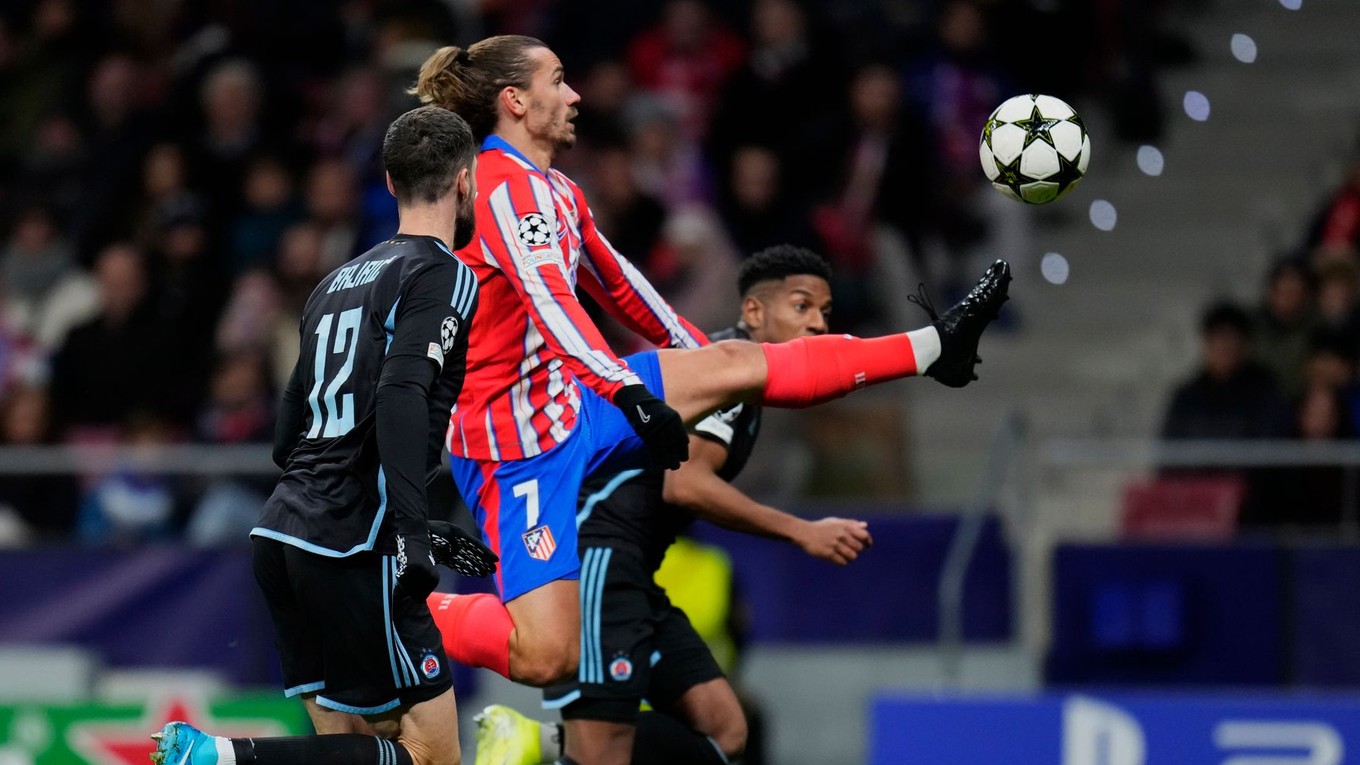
707;325;749;343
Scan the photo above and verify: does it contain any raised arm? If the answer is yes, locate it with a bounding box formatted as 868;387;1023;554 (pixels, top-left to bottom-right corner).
482;173;645;399
568;179;707;349
481;174;688;468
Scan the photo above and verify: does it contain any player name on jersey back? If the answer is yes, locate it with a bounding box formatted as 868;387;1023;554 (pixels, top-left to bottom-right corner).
328;256;397;293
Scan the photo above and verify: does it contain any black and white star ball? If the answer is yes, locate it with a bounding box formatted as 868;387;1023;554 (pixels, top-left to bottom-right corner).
980;94;1091;205
517;212;553;247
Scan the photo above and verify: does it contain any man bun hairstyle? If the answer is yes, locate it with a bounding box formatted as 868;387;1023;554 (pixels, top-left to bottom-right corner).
382;106;476;205
738;244;833;296
412;36;548;141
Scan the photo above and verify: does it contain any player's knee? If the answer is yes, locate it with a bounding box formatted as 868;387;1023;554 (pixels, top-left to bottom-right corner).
399;736;459;765
708;339;766;390
513;645;578;686
710;339;761;367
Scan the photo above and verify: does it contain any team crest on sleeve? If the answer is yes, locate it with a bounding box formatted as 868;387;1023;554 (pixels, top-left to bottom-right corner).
522;524;557;561
517;213;553;249
440;316;460;352
420;652;441;679
609;654;634;682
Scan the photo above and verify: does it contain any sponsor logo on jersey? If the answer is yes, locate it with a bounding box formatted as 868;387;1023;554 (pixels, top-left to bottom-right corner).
427;342;444;368
522;524;557;561
421;653;441;679
609;655;633;682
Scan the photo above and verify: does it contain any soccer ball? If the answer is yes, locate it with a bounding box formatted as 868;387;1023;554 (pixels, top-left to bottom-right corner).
980;94;1090;205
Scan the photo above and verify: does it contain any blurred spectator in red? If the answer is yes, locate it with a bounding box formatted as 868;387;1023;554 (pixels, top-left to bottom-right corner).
49;243;176;435
627;0;746;143
227;155;303;276
1311;157;1360;254
718;145;819;258
1253;258;1318;401
0;384;78;539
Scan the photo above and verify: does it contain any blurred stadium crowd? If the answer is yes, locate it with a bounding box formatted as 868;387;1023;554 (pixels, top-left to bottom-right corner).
1166;156;1360;528
0;0;1187;543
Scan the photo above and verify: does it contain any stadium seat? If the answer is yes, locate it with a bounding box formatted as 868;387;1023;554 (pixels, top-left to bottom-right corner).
1119;475;1245;540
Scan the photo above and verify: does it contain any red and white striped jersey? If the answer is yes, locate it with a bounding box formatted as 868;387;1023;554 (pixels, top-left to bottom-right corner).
448;136;707;462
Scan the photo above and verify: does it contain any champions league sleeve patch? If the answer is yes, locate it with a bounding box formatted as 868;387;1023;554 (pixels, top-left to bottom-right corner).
515;212;561;268
440;316;460;351
427;316;459;369
517;212;553;248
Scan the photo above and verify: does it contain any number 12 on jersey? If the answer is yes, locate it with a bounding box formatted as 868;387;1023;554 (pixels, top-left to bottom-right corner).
307;306;363;438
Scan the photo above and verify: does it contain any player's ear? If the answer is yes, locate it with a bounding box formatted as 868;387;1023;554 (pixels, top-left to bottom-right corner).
740;295;764;330
385;172;396;199
457;166;473;200
501;86;527;118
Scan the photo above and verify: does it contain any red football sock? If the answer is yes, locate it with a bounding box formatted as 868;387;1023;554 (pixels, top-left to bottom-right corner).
760;333;917;407
426;592;512;679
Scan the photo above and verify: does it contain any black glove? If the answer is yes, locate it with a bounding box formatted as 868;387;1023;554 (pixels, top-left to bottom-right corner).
429;520;499;578
394;520;440;599
614;383;688;470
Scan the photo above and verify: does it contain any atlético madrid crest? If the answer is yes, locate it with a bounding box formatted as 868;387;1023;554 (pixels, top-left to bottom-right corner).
522;525;557;561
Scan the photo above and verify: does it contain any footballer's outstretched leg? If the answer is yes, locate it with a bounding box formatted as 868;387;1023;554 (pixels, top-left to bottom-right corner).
655;259;1012;423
